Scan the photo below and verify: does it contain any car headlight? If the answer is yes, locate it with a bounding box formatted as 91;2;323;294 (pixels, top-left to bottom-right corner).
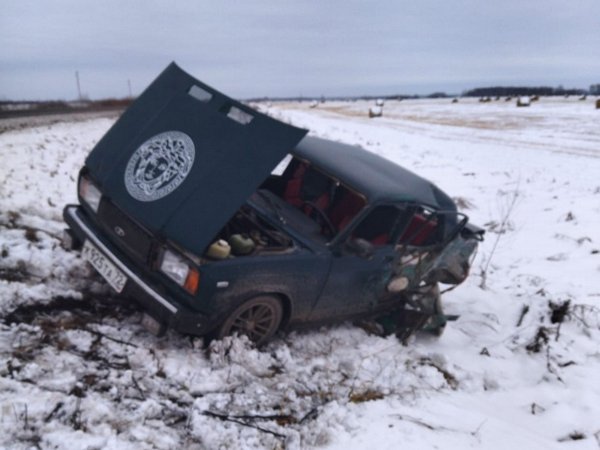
79;175;102;213
160;249;200;294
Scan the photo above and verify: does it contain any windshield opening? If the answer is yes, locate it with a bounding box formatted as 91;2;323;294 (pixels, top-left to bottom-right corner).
259;155;366;240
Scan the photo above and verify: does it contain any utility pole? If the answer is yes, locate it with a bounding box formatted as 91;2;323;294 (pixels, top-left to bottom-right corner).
75;71;82;100
127;79;132;98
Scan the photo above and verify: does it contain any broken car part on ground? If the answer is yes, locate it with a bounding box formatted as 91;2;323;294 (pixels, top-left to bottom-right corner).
62;63;484;345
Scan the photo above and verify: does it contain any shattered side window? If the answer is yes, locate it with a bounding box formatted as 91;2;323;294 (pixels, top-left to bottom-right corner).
188;85;212;103
397;207;441;247
352;205;402;246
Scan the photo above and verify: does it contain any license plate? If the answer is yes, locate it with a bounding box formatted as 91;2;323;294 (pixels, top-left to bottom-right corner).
82;240;127;293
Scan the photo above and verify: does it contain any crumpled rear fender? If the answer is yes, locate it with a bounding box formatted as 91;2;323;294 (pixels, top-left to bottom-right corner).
423;235;480;285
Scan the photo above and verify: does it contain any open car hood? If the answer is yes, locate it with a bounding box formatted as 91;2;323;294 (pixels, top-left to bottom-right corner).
85;63;307;255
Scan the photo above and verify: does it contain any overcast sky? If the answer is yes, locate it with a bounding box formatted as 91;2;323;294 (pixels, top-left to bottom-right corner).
1;0;599;100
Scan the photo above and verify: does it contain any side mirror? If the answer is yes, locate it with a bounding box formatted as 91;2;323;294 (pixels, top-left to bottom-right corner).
344;238;374;259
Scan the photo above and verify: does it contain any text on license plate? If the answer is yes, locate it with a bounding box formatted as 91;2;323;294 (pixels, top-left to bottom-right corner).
82;240;127;293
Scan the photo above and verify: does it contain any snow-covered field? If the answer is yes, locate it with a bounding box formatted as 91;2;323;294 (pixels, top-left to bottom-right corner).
1;97;599;449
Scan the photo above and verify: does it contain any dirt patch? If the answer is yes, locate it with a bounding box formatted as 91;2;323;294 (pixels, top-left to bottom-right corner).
0;110;122;134
2;292;140;326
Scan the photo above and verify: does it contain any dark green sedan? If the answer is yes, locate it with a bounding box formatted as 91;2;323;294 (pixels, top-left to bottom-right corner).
63;63;483;345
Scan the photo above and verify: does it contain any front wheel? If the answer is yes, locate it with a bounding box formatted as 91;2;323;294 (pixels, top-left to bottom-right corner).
216;296;283;346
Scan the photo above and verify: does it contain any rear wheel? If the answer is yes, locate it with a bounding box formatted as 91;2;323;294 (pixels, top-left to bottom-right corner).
216;296;283;346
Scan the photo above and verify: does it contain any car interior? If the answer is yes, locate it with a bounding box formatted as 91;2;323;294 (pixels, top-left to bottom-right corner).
206;156;446;260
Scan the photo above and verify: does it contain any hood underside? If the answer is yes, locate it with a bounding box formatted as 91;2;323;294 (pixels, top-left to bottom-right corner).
85;63;307;255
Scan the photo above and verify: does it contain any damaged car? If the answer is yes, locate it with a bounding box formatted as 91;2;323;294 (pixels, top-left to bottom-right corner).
63;63;484;345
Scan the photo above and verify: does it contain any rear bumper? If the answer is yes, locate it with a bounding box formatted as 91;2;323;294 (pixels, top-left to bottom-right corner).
63;204;211;336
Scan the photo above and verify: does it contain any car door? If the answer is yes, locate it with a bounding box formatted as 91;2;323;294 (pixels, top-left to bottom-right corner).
308;204;405;320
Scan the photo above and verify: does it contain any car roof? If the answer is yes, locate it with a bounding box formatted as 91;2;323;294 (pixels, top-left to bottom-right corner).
293;136;456;210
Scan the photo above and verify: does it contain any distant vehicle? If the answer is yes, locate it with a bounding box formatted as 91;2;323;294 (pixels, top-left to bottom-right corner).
368;106;383;118
63;63;484;345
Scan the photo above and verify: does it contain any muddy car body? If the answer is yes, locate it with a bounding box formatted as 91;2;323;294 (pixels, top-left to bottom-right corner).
63;63;483;344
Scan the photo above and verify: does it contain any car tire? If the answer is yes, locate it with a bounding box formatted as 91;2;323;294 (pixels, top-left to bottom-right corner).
216;296;283;346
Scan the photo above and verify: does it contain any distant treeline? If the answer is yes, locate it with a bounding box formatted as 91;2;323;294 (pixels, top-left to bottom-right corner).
463;86;587;97
246;94;420;103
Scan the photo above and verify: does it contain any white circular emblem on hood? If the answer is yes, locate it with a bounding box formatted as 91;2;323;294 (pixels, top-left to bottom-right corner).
124;131;195;202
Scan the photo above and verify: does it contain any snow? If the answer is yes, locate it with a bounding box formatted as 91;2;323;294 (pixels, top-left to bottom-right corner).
1;97;600;449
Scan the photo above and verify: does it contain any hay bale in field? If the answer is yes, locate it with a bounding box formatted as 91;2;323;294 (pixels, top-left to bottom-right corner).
596;99;600;109
452;98;459;103
579;95;587;101
505;97;512;102
531;95;539;102
517;96;531;107
309;100;318;109
368;106;383;118
375;98;385;107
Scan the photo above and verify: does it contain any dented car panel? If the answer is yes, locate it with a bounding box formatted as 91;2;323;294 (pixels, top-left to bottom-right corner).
63;63;483;344
198;249;331;324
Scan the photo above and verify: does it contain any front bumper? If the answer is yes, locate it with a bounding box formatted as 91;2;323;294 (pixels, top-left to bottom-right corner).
63;205;211;336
